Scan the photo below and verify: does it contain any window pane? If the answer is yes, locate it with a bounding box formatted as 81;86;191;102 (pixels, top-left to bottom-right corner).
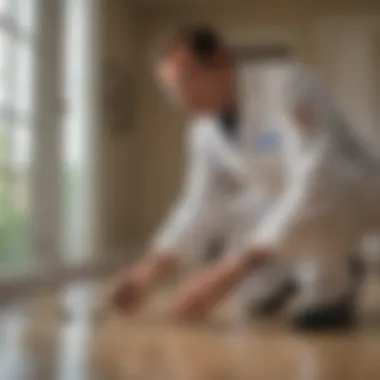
0;31;10;106
11;126;30;170
0;0;9;14
0;117;10;167
0;125;30;269
14;42;33;116
62;0;92;263
0;122;30;177
0;178;30;268
17;0;34;32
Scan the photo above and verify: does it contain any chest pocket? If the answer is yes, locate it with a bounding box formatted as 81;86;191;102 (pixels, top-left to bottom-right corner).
254;129;283;154
249;128;285;193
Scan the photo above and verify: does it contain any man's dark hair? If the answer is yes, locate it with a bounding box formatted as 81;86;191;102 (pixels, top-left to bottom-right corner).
155;25;229;65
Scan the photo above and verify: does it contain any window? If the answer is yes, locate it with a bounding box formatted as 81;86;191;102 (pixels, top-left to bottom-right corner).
0;0;99;274
0;0;35;269
62;0;99;264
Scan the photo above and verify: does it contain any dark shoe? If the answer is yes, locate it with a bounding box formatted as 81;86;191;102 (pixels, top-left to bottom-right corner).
248;278;298;316
290;255;363;331
290;294;356;331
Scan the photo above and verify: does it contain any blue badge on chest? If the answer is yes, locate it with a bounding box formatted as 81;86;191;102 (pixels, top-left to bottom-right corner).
255;130;282;152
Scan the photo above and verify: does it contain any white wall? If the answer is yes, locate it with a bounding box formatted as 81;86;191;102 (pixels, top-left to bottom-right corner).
316;16;380;153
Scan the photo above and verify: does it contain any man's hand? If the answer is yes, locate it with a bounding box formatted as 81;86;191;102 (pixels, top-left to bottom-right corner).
170;247;271;321
170;259;248;321
109;254;177;313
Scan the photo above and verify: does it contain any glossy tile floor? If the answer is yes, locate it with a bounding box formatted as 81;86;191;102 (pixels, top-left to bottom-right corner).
1;272;380;380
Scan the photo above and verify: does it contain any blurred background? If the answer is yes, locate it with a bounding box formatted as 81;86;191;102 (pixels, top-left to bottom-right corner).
0;0;380;379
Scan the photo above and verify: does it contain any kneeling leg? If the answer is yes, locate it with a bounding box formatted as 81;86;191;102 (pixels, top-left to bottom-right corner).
289;255;361;330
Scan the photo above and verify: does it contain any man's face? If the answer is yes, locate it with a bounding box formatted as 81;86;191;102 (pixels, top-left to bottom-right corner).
157;45;230;114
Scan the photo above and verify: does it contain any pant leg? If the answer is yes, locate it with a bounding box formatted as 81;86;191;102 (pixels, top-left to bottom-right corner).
226;189;293;308
288;251;358;330
293;253;352;309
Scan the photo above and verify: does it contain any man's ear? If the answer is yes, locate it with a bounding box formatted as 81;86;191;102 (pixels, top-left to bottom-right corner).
292;100;318;130
211;49;230;69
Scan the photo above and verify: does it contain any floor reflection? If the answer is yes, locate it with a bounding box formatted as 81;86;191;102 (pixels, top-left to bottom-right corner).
0;275;379;380
0;305;29;380
56;281;95;380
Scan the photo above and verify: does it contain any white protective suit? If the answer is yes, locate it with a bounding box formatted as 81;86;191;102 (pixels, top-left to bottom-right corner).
151;62;380;308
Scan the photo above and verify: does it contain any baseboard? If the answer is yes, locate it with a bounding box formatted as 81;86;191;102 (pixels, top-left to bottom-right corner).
0;245;144;303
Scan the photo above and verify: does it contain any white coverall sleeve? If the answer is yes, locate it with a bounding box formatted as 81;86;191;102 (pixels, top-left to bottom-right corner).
249;180;311;256
151;124;224;257
247;66;333;259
